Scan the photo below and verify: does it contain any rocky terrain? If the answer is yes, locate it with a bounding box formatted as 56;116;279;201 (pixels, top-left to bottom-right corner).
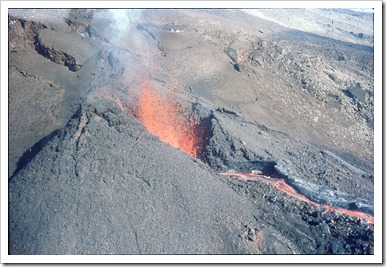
8;9;374;255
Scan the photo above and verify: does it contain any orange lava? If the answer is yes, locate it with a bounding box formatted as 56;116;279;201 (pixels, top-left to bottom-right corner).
221;171;374;224
137;81;199;157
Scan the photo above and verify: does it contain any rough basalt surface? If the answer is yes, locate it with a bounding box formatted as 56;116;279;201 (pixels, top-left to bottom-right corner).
8;9;374;255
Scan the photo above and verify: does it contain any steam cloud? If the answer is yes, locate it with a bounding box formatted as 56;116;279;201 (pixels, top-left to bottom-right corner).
108;9;142;46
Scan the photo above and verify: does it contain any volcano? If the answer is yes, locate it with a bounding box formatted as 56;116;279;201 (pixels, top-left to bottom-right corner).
7;8;375;256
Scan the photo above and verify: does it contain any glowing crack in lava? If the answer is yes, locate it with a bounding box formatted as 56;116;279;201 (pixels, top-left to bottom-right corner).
137;82;200;157
221;171;374;224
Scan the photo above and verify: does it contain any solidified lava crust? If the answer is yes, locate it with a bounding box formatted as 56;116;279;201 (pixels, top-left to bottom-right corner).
8;8;375;255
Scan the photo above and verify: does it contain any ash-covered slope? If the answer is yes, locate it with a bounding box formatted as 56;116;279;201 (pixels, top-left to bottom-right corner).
9;48;374;255
8;47;276;254
8;47;306;254
9;97;262;254
8;9;374;255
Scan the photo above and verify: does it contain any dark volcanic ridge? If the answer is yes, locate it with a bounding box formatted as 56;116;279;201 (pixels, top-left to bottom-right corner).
8;9;374;255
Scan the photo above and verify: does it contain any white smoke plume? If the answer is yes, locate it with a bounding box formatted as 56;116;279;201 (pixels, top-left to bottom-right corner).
108;9;141;46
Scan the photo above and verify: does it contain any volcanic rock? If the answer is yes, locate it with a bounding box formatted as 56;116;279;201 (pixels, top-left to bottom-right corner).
8;8;374;255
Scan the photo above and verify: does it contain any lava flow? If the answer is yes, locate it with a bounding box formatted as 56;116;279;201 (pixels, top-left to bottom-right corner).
137;81;201;157
221;171;374;224
136;82;374;224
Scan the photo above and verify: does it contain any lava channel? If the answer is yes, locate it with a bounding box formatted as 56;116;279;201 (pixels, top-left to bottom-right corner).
221;171;374;224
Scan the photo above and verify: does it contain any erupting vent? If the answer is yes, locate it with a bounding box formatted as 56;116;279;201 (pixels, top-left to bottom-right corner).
137;82;208;159
134;81;374;225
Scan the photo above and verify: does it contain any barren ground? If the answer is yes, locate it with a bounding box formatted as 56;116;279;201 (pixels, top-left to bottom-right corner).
8;8;374;255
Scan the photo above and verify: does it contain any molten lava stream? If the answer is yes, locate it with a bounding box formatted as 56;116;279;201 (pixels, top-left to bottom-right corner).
221;171;374;224
137;82;200;157
136;83;374;224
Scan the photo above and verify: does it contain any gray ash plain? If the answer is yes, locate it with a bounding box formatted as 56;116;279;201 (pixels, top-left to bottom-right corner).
8;9;374;255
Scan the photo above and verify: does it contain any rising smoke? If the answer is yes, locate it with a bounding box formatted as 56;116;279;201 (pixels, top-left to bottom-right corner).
108;9;142;46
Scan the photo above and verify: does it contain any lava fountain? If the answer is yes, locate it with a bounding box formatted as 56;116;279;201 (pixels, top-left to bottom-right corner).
137;81;203;157
135;81;373;225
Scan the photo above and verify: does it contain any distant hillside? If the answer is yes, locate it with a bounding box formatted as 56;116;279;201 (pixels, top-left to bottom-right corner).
242;8;373;46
